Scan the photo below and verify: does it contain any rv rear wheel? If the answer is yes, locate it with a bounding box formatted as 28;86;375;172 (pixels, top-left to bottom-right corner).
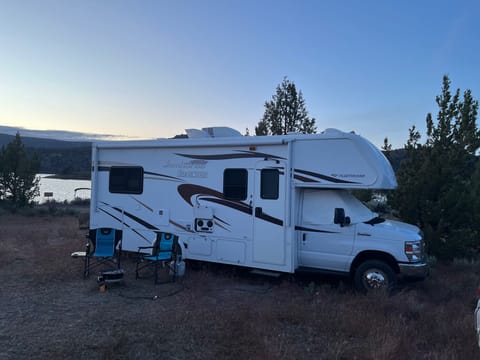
354;260;396;293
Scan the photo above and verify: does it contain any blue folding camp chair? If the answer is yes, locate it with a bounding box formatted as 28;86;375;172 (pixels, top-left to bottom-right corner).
83;228;123;278
136;232;178;284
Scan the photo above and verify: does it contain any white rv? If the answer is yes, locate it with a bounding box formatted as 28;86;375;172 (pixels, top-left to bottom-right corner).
89;128;428;291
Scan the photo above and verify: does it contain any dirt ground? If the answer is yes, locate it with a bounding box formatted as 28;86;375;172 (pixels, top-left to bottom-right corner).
0;214;296;359
1;214;479;360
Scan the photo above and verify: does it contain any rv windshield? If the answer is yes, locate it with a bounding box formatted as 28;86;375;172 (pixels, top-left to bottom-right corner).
302;189;378;225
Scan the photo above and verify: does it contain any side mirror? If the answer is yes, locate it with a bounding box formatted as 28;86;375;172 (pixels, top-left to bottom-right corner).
334;208;351;227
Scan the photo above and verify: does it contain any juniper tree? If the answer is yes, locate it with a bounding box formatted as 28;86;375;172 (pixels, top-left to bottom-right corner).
393;76;480;259
0;132;40;207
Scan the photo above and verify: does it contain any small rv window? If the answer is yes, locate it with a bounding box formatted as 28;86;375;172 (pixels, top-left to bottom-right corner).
223;169;247;200
260;169;279;199
109;167;144;194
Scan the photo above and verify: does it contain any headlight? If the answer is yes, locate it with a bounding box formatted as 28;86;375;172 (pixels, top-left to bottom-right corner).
405;241;423;262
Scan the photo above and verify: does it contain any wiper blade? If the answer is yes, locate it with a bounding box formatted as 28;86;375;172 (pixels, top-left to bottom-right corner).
364;216;385;225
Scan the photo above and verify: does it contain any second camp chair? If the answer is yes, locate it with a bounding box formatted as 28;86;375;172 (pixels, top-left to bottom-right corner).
136;232;178;284
83;228;123;278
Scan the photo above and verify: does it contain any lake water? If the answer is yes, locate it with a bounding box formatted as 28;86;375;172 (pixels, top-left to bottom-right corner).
36;174;91;203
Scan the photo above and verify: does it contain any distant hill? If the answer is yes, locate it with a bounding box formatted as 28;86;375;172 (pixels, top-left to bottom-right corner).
387;148;406;173
0;133;91;179
0;133;90;149
0;125;154;179
35;146;91;178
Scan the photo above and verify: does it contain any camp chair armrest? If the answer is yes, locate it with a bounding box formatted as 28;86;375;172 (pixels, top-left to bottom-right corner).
137;246;155;256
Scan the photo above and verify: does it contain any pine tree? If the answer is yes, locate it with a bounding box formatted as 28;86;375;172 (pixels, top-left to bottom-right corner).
393;76;480;259
256;77;317;135
382;137;392;155
390;126;425;225
0;132;40;207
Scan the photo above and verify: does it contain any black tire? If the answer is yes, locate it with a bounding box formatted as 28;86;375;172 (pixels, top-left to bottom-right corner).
354;260;396;293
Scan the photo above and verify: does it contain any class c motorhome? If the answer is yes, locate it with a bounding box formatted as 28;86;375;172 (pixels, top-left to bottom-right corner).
89;127;428;291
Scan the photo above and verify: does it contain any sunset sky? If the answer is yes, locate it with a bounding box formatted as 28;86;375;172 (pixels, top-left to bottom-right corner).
1;0;479;147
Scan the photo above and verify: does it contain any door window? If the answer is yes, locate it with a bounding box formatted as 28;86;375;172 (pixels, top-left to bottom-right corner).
260;169;279;199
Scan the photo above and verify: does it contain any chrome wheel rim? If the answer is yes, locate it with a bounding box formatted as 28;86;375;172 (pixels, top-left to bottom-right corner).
363;268;388;289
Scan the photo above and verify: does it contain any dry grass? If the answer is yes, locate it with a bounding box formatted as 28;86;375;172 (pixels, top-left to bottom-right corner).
0;213;479;359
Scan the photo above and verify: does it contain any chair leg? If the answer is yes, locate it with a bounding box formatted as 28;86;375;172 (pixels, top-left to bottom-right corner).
137;258;175;284
166;261;176;283
135;257;140;279
83;255;90;279
83;242;91;279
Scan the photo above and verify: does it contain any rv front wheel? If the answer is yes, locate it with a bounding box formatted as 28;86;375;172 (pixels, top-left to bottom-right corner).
354;260;396;293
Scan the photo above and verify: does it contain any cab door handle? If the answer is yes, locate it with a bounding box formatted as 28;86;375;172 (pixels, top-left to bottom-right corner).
302;233;306;241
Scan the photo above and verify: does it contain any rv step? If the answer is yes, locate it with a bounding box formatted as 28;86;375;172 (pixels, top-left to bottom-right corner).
250;269;281;278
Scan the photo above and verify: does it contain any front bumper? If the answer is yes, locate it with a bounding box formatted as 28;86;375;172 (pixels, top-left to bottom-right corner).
398;261;429;278
475;299;480;348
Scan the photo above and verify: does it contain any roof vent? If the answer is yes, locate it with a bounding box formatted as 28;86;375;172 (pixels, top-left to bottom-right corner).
322;128;342;134
186;127;242;138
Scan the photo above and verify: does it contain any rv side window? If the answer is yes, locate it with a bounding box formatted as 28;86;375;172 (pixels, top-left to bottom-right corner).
109;167;144;194
260;169;279;199
223;169;247;200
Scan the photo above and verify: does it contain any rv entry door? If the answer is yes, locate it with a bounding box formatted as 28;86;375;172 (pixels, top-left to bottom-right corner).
252;160;286;265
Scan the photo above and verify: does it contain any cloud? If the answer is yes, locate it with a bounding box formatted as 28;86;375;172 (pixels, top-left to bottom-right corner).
0;125;151;142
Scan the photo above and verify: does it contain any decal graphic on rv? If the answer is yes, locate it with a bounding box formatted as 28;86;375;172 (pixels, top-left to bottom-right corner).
294;169;360;184
98;204;154;243
177;150;359;185
176;150;286;161
100;180;285;232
